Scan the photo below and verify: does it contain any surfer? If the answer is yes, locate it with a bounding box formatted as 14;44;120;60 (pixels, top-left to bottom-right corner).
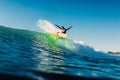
55;24;72;34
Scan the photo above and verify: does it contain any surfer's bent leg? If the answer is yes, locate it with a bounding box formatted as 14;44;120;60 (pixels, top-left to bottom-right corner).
57;32;59;36
56;32;59;39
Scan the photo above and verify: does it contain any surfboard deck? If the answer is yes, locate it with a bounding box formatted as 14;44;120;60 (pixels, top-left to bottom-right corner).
57;33;68;38
51;33;68;40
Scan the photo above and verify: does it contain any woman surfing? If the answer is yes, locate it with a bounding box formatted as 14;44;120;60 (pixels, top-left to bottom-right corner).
55;24;72;38
55;24;72;34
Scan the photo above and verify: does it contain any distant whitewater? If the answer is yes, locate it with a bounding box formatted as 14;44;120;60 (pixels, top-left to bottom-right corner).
0;25;120;80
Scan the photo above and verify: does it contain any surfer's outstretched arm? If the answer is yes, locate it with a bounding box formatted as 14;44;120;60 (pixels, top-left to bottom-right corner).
55;24;61;29
66;26;72;30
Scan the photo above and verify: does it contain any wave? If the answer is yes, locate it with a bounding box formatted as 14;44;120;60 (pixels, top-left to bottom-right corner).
0;25;119;60
1;24;120;80
37;20;120;59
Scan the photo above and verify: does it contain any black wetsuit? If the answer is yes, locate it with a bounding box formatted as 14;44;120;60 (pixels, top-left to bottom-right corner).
55;25;72;34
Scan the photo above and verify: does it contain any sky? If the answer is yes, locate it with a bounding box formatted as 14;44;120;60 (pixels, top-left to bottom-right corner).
0;0;120;52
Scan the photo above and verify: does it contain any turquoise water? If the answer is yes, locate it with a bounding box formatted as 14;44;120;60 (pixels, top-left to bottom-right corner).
0;25;120;80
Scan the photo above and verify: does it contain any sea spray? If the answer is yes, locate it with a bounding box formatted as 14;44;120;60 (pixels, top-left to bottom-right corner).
37;20;59;33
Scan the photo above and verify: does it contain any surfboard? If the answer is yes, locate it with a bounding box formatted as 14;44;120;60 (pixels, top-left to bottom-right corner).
57;33;68;38
51;33;68;40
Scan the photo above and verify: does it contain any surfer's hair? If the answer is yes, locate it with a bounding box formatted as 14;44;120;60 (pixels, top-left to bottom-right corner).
61;26;65;29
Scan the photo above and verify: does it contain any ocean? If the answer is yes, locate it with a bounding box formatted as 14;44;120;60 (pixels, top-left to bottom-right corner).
0;25;120;80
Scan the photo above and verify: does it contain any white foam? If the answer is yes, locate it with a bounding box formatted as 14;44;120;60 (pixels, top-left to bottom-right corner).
37;19;59;33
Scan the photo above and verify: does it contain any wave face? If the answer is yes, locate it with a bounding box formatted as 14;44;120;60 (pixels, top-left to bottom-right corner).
0;25;120;80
